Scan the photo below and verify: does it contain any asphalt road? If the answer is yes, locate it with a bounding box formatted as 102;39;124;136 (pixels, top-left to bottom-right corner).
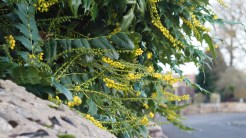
161;113;246;138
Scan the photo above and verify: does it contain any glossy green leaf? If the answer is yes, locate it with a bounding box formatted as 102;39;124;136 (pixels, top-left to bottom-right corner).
53;80;73;100
121;8;134;31
87;99;98;116
68;0;82;16
204;33;216;58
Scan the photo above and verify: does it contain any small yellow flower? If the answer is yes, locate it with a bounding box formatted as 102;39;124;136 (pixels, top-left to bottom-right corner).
29;54;36;59
149;112;155;118
147;52;153;59
55;96;60;100
39;52;44;61
5;35;16;50
85;114;106;130
140;116;149;125
135;48;143;56
153;73;162;79
74;86;81;91
143;103;149;109
147;66;154;73
151;92;157;98
67;101;74;107
35;0;58;12
136;91;141;96
127;73;142;80
213;15;218;20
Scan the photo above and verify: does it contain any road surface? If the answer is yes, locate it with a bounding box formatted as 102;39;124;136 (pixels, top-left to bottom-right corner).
161;113;246;138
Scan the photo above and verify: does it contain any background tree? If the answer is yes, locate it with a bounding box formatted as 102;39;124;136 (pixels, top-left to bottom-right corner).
213;0;246;68
196;47;227;101
216;67;246;101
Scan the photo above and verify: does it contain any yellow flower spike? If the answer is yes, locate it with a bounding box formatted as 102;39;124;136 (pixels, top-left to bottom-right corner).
149;112;155;118
102;57;125;69
103;78;128;91
148;0;184;48
140;116;149;125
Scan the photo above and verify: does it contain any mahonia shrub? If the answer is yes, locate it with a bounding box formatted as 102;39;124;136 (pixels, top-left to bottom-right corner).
0;0;225;137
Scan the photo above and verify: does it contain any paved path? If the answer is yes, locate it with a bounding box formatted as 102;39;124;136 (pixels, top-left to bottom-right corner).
161;113;246;138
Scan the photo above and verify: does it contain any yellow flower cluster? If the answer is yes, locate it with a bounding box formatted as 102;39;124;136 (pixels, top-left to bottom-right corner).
213;15;219;20
181;17;201;39
102;57;125;69
191;14;210;32
135;48;143;56
148;0;184;47
162;72;181;85
149;112;155;118
103;78;128;90
181;94;190;101
147;52;153;59
127;73;143;80
163;91;190;102
216;0;228;8
5;35;16;50
34;0;58;12
67;96;82;107
140;116;149;125
143;103;149;109
166;110;177;121
85;114;106;130
48;95;62;105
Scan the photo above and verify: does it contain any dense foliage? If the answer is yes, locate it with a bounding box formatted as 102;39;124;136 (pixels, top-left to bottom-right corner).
0;0;225;137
